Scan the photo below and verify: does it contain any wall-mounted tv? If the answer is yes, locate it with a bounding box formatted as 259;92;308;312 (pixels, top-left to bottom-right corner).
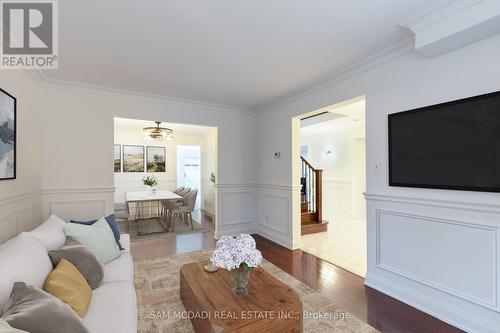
389;91;500;193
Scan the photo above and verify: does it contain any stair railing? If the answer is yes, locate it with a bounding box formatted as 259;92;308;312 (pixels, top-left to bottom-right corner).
300;156;323;223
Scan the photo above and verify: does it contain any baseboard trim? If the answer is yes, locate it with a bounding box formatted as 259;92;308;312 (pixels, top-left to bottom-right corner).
257;225;292;249
215;223;257;238
365;272;498;333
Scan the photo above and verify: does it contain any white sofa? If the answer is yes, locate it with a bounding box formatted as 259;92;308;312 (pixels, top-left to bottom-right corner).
0;216;138;333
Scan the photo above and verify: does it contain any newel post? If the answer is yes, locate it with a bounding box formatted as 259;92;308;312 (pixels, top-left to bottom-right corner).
315;169;323;223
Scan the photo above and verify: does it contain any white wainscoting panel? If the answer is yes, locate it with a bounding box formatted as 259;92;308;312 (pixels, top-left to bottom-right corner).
376;210;498;310
259;192;290;235
256;184;295;249
0;191;41;244
51;199;107;221
365;193;500;333
41;188;115;221
216;184;256;237
0;211;18;244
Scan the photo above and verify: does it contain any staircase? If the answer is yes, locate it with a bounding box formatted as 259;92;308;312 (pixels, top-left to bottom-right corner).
300;156;329;235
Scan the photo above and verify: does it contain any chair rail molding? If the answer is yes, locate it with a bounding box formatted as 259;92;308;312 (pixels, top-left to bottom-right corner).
0;190;41;206
364;192;500;213
41;186;116;194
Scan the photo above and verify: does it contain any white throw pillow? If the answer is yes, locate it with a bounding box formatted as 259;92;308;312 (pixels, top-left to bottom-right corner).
63;218;120;264
0;233;52;313
26;214;66;251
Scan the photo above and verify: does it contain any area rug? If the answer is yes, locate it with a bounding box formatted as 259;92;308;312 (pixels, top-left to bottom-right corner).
133;250;378;333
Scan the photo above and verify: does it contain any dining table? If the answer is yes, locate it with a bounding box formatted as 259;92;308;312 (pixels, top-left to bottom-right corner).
125;190;182;235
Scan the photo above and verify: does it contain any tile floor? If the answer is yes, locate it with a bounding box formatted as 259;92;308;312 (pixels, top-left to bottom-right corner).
301;215;367;277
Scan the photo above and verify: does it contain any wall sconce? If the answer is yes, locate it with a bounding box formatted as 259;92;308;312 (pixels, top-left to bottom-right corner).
322;147;335;160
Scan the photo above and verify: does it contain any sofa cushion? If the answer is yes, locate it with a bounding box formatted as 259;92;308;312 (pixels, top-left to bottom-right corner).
0;319;28;332
63;218;121;264
71;214;124;250
120;234;130;252
1;282;89;333
43;259;92;317
83;281;137;333
102;252;133;283
0;234;52;313
26;215;66;251
49;237;104;289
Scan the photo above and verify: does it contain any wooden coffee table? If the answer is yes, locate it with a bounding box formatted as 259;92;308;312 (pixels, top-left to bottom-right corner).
180;261;303;332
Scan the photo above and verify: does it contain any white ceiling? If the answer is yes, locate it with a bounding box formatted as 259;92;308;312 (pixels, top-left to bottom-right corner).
44;1;437;110
301;100;365;134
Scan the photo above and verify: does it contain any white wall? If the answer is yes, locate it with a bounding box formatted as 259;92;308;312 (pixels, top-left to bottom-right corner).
301;121;366;220
39;84;257;236
0;71;42;243
201;128;217;215
257;34;500;332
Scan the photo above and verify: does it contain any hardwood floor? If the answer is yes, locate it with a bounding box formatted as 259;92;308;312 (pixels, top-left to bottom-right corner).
130;213;464;333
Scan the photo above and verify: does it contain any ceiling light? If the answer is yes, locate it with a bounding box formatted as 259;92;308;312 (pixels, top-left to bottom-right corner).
142;121;173;141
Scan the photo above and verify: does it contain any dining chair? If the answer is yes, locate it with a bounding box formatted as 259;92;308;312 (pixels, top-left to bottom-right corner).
167;189;198;232
173;186;185;194
177;187;191;196
160;188;191;222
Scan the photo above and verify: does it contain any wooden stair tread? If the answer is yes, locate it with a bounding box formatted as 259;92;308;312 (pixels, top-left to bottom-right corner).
301;220;329;226
301;220;329;235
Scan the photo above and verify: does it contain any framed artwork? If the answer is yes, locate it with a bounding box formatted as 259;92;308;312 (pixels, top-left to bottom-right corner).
114;144;121;172
0;89;16;180
123;145;144;172
147;146;166;172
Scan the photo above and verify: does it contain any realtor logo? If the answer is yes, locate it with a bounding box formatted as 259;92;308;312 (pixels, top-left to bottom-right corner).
1;0;58;69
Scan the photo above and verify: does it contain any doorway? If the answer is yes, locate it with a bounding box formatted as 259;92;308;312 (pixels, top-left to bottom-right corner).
293;97;367;277
177;145;201;209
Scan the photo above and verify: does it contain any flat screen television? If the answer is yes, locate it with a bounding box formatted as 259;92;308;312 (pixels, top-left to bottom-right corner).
388;91;500;193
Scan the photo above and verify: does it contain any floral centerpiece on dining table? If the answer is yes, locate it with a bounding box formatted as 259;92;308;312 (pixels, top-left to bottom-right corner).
142;175;158;193
210;234;263;295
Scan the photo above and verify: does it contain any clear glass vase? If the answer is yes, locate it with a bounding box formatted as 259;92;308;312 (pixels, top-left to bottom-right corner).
231;268;251;295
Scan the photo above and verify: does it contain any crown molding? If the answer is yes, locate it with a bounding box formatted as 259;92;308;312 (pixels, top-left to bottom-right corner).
256;37;415;113
24;69;47;86
43;77;257;116
399;0;483;33
23;70;256;116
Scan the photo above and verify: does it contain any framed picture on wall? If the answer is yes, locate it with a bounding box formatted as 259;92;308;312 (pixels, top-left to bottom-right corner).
147;146;166;172
123;145;144;172
114;144;121;172
0;88;16;180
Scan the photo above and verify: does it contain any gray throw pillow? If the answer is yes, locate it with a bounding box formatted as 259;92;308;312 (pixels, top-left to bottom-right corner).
1;282;89;333
48;236;104;289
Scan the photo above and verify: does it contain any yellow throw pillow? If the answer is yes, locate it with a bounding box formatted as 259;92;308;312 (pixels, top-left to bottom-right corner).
43;259;92;317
